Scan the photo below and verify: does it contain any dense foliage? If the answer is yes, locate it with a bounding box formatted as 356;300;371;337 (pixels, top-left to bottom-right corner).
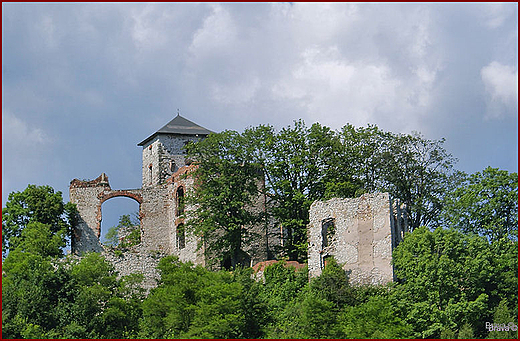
442;166;518;242
1;186;144;338
186;121;458;262
184;131;265;268
2;185;77;258
2;120;517;339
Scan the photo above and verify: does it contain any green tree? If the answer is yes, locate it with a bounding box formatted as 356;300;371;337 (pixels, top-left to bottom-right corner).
2;184;77;257
2;250;66;338
2;186;144;339
261;262;342;339
340;126;459;230
185;131;264;269
140;257;211;338
487;299;518;339
379;131;459;229
271;292;341;338
140;256;265;339
339;295;412;339
3;251;143;339
391;226;510;338
232;267;268;338
264;122;361;261
242;121;362;261
443;167;518;242
259;261;309;316
458;322;475;339
308;257;356;309
339;123;389;194
52;253;144;338
187;121;457;261
103;213;141;249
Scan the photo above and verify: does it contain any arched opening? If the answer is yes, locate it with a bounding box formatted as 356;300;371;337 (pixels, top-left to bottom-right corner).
100;196;141;247
176;186;185;216
321;217;336;249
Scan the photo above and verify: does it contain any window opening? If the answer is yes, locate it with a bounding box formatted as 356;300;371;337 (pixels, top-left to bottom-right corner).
177;223;185;249
321;217;335;249
176;186;185;216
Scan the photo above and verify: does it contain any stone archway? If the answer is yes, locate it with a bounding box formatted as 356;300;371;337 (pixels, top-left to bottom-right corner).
96;190;143;238
69;173;144;254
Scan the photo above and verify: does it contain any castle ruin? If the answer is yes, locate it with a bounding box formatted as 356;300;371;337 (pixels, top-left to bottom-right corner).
70;115;404;287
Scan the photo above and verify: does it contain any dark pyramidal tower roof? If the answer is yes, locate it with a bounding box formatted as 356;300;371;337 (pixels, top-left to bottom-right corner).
138;114;213;146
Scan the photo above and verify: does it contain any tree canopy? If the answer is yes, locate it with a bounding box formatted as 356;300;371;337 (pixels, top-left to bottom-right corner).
2;119;517;339
2;184;77;258
186;120;458;261
2;185;144;339
442;166;518;242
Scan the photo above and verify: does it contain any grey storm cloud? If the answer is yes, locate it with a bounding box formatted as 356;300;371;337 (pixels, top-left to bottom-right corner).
2;2;518;231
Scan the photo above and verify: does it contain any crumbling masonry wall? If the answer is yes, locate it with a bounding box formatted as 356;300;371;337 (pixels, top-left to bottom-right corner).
70;173;184;255
308;193;395;285
69;173;144;253
69;168;206;289
141;135;202;188
168;165;204;265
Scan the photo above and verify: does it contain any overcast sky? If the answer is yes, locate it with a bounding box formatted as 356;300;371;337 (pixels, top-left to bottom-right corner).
2;3;518;234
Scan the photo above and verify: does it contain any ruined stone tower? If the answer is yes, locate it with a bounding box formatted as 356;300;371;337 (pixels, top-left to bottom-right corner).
70;115;211;262
137;114;212;187
70;115;270;273
307;193;405;285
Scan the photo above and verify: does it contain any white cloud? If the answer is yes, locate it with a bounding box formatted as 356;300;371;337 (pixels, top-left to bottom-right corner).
38;15;57;48
271;44;442;132
211;77;261;105
129;4;176;51
2;110;51;147
182;3;447;133
189;4;237;60
481;61;518;118
479;3;514;29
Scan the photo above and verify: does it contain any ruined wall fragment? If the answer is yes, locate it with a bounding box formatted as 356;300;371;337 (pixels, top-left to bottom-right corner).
308;193;394;285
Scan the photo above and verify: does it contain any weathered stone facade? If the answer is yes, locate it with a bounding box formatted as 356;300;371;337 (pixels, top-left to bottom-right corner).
140;135;202;188
70;115;403;288
307;193;397;285
69;116;270;286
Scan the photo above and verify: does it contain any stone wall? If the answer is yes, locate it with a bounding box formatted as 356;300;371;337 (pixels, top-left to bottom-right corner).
138;186;171;253
307;193;394;285
69;174;144;255
169;165;204;265
70;168;205;273
141;135;203;187
102;246;164;292
71;171;399;290
69;175;109;253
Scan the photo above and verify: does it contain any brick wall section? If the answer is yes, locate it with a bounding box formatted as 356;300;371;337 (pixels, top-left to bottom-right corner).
307;193;394;285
